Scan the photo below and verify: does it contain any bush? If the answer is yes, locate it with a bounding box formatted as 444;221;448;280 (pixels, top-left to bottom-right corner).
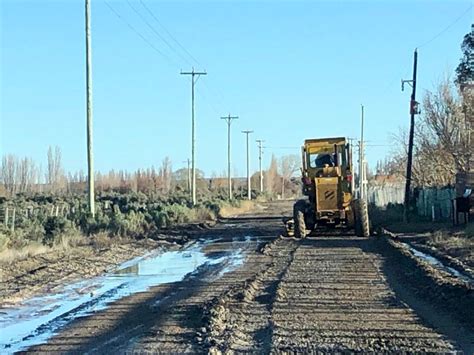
0;191;244;250
43;216;74;246
465;223;474;238
91;232;113;250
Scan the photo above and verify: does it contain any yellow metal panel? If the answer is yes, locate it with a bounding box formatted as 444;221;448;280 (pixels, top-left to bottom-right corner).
315;177;339;211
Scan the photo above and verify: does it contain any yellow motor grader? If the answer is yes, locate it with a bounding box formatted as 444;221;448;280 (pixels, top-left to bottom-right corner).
291;137;370;237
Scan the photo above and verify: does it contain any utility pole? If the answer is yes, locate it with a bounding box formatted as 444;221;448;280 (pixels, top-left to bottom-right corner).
359;105;365;201
180;68;207;205
402;49;419;222
221;114;239;200
187;158;191;192
256;139;264;193
242;130;253;200
85;0;95;217
182;159;191;192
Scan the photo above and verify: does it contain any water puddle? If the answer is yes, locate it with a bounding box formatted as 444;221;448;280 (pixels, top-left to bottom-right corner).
0;240;247;353
403;243;473;285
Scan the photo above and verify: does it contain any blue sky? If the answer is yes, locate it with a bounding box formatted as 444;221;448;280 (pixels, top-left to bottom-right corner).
1;0;473;178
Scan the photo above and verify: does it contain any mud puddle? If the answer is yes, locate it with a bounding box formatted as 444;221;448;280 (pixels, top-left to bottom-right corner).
403;243;473;285
0;239;248;353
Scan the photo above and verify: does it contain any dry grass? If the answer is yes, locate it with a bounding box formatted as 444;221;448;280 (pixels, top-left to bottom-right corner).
54;231;88;252
193;207;216;222
91;232;114;250
219;200;255;218
0;231;88;265
426;226;474;267
0;242;49;265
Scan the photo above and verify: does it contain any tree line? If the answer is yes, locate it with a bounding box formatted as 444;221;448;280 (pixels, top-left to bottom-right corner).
0;147;301;199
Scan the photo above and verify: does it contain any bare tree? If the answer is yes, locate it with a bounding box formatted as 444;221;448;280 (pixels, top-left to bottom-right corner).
17;157;37;193
1;155;18;196
279;154;300;198
422;79;471;173
388;78;472;187
159;157;173;194
265;154;279;194
47;146;63;193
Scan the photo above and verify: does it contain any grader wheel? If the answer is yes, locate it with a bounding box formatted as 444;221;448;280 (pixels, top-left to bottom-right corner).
293;200;307;238
355;199;370;237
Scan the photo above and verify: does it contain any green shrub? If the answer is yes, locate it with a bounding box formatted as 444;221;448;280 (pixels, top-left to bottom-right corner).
465;223;474;238
43;216;74;246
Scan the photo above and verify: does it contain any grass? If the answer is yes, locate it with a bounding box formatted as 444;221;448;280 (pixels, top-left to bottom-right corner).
371;202;474;267
0;231;88;265
369;203;453;234
425;226;474;267
0;242;49;265
90;232;115;250
218;200;255;218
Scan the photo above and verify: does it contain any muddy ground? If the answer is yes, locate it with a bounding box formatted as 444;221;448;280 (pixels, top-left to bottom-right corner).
0;237;170;307
2;200;473;353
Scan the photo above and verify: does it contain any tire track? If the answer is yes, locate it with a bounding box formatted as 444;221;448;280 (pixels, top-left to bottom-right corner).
205;235;462;353
205;238;299;354
271;237;455;353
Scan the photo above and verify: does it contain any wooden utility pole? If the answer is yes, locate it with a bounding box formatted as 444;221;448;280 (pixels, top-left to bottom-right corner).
359;105;365;201
242;130;253;200
256;139;264;193
402;49;419;222
180;69;207;205
221;114;238;199
85;0;95;217
186;158;191;192
182;159;191;192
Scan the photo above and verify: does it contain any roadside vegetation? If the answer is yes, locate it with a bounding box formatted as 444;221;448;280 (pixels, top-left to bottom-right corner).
0;144;300;265
371;203;473;267
0;191;255;264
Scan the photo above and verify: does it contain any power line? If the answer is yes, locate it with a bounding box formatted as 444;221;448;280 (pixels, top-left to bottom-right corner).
264;146;299;149
103;0;176;67
139;0;202;67
417;4;473;49
126;0;194;67
130;0;228;122
122;0;228;125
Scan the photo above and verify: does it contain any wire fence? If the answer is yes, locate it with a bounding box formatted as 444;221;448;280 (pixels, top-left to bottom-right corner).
0;202;115;232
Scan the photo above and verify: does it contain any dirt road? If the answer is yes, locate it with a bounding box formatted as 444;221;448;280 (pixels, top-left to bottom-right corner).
5;201;473;353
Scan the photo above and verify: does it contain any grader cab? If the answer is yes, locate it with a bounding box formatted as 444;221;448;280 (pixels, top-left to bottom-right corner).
292;137;370;238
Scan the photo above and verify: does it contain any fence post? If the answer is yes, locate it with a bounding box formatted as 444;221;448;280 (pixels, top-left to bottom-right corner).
11;208;16;232
4;207;8;227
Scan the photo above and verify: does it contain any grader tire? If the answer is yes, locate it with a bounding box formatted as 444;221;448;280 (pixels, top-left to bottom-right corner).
355;199;370;237
293;200;307;238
